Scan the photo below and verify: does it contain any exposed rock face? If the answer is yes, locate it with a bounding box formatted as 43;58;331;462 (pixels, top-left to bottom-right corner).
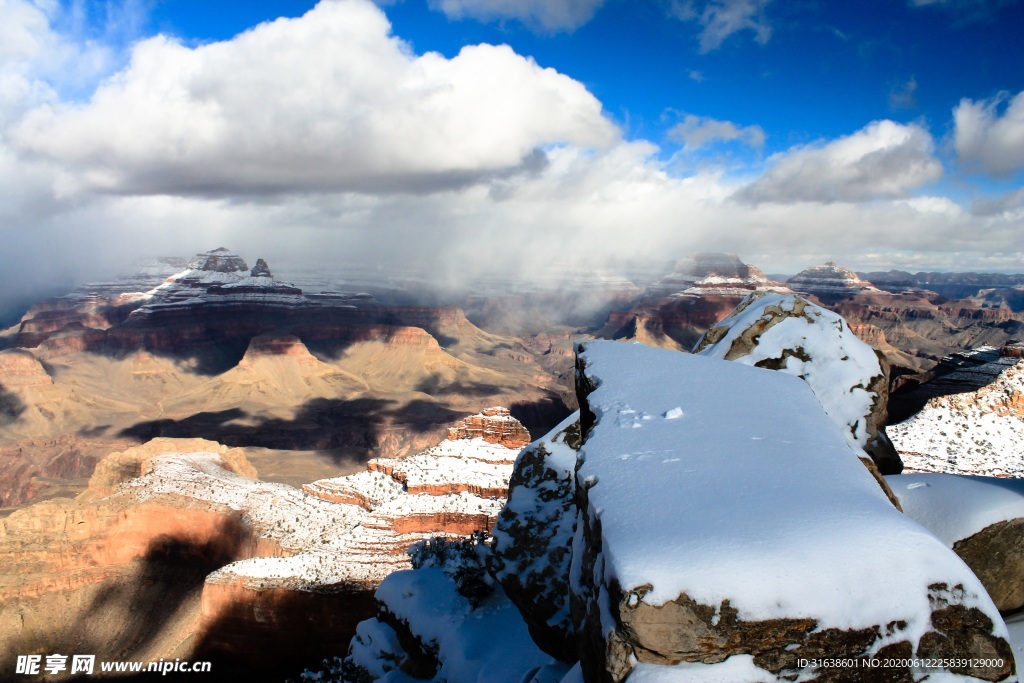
645;252;776;297
489;413;580;663
445;406;532;449
888;474;1024;614
787;261;879;299
305;411;527;549
0;350;52;388
187;247;249;274
85;437;256;498
0;408;532;679
571;341;1012;683
250;258;272;278
694;291;903;476
889;350;1024;476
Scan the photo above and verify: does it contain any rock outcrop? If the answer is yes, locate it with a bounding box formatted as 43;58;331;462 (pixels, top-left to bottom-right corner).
787;261;880;300
571;341;1012;682
489;413;580;663
304;408;528;548
889;348;1024;476
0;409;531;679
445;406;532;449
694;291;903;476
342;341;1015;683
889;473;1024;613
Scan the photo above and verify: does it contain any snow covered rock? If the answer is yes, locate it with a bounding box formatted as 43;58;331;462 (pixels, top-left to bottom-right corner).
889;473;1024;613
890;353;1024;477
571;341;1013;683
787;261;880;298
340;564;565;683
445;406;532;449
488;412;581;663
694;290;903;476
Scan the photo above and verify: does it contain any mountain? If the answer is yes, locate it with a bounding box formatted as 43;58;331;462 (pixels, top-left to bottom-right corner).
0;409;528;679
598;253;790;350
0;249;573;511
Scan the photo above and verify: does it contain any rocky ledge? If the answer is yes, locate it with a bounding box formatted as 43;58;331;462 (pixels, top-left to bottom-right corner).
0;407;531;678
343;300;1016;683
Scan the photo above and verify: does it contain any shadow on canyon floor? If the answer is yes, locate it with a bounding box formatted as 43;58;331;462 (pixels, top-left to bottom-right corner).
115;393;574;459
116;398;468;461
0;383;25;426
6;518;251;681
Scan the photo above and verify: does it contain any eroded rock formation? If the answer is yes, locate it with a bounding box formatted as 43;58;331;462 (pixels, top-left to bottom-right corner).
570;341;1011;682
694;291;903;476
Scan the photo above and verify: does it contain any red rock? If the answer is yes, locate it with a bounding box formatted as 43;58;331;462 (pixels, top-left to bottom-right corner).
446;406;532;448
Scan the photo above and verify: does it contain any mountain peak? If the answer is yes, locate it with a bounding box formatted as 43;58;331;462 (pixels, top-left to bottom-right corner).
187;248;249;274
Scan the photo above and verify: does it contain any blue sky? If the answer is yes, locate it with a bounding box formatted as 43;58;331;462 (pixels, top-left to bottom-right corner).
0;0;1022;313
144;0;1024;161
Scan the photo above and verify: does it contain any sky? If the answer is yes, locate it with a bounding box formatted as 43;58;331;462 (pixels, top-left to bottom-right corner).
1;0;1023;317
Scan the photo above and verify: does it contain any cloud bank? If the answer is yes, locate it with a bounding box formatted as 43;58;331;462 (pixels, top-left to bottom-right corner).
0;0;1021;321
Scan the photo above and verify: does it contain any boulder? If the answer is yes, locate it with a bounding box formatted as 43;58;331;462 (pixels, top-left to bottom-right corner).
489;412;581;663
571;341;1012;683
888;473;1024;613
694;290;903;475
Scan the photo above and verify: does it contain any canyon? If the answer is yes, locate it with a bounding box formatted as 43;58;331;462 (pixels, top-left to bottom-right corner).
0;408;526;679
1;249;1023;681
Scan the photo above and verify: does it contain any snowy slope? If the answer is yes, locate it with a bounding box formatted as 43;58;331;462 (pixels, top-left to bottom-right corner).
891;360;1024;476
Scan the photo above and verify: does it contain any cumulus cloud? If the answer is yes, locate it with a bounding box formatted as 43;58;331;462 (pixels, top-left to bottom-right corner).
668;114;765;150
670;0;772;53
736;120;943;204
1;0;1022;323
427;0;605;32
10;0;617;197
953;89;1024;177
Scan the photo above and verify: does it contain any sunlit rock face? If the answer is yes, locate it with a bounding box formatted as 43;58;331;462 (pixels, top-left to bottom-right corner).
0;408;531;679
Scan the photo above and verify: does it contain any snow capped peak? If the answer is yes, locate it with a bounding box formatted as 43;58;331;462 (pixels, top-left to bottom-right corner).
787;262;879;295
186;247;250;273
250;258;272;278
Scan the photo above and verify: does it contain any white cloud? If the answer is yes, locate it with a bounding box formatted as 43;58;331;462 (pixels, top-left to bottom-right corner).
953;89;1024;177
0;0;1021;321
427;0;605;33
670;0;772;53
737;120;943;204
668;114;765;150
10;0;617;197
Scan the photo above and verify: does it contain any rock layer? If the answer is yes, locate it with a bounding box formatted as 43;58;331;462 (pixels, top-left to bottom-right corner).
571;341;1011;683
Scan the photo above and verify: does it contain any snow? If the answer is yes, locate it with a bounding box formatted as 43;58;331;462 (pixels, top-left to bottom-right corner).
367;568;558;683
1006;613;1024;672
885;473;1024;545
890;361;1024;477
490;411;579;638
695;291;885;451
574;341;1004;640
628;655;777;683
